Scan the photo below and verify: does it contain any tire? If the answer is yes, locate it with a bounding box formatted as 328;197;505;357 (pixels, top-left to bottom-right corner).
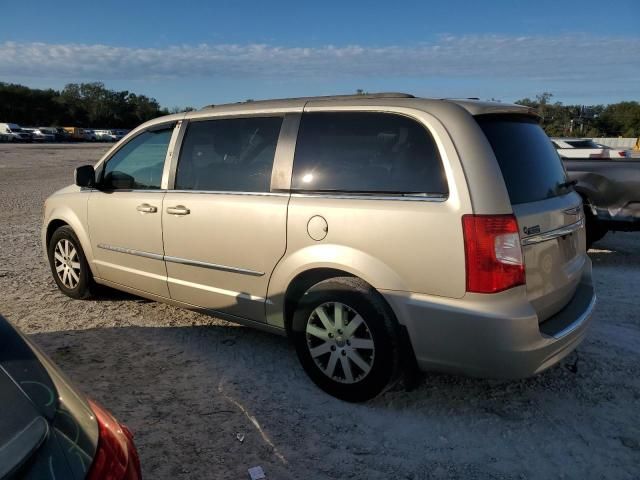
291;277;401;402
584;204;607;249
47;226;94;299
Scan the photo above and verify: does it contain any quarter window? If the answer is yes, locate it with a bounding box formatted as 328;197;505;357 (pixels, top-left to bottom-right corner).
291;112;448;195
175;117;283;192
102;128;173;190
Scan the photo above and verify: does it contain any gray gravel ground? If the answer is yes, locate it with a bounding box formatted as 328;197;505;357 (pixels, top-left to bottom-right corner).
1;143;639;480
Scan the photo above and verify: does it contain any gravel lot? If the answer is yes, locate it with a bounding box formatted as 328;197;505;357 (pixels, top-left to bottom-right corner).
1;143;639;479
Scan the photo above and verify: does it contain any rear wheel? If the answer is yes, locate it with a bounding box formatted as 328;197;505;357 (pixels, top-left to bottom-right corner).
291;277;401;402
48;226;94;299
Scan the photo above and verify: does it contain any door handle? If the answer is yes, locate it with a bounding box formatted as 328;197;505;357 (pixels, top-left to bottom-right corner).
136;203;157;213
166;205;190;215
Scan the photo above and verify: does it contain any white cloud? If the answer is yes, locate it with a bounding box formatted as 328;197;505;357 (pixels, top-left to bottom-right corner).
0;35;638;83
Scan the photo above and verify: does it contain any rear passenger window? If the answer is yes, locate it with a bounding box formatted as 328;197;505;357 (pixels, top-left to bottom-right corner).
291;112;448;195
175;117;283;192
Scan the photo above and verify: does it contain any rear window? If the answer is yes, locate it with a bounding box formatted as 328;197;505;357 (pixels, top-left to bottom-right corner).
566;140;599;149
476;115;569;205
291;112;448;196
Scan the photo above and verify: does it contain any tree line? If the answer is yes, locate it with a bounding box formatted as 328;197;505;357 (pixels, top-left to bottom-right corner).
515;93;640;138
1;81;639;137
0;81;194;129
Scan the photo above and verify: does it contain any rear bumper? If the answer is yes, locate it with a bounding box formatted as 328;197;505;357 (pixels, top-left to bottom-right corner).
381;260;595;378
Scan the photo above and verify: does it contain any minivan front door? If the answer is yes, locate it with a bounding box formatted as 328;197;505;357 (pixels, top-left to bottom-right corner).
161;116;287;322
88;127;175;297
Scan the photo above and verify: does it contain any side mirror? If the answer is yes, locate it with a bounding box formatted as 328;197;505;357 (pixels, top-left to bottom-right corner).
75;165;95;188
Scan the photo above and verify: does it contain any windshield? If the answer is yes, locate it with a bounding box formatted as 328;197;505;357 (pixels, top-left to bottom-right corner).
476;115;569;205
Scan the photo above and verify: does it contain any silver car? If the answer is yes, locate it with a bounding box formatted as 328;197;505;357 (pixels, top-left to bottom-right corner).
42;93;596;401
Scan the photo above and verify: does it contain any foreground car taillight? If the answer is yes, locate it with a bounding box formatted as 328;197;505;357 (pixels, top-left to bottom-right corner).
462;214;525;293
87;400;142;480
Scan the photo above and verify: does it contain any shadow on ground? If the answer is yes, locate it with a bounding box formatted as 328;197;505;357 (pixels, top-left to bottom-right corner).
30;316;640;480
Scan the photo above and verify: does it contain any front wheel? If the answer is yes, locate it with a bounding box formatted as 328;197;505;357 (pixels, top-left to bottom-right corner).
47;226;94;299
291;277;401;402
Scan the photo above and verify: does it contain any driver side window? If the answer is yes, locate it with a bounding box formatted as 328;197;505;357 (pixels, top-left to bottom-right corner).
102;128;173;190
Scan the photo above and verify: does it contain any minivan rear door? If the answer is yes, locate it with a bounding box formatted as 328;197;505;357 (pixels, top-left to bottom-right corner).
477;115;587;322
161;115;289;322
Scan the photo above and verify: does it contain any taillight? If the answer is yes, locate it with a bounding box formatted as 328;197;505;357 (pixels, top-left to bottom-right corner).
462;214;525;293
87;400;142;480
618;151;626;157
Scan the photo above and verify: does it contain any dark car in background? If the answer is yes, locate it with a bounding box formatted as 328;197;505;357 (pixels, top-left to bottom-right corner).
556;147;640;247
0;314;141;480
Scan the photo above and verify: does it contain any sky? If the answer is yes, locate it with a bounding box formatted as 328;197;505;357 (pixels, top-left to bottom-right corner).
1;0;638;108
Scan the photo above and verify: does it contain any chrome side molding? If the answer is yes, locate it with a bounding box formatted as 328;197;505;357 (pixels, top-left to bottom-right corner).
97;244;264;277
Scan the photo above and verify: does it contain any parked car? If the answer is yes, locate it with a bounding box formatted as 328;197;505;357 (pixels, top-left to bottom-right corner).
23;127;56;142
42;93;596;401
0;313;141;479
56;127;72;142
63;127;88;141
0;122;32;142
39;127;68;142
551;137;628;158
83;129;97;142
563;157;640;247
93;129;115;141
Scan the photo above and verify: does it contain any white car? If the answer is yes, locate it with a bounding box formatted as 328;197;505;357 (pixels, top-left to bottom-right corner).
0;122;32;142
83;129;98;141
93;129;122;141
551;138;629;159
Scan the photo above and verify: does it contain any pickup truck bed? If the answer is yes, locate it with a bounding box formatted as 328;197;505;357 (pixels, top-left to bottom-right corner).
564;157;640;246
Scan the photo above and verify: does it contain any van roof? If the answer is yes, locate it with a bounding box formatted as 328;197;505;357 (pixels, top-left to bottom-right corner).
196;93;537;117
132;92;538;134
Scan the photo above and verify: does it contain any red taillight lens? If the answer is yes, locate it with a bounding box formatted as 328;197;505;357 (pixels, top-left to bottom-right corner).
87;400;142;480
618;151;626;157
462;214;525;293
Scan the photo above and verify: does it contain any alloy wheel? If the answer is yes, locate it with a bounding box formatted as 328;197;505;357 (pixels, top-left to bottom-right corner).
305;302;375;384
53;239;81;289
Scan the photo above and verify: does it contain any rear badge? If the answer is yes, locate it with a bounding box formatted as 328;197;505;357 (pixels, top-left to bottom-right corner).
523;225;541;235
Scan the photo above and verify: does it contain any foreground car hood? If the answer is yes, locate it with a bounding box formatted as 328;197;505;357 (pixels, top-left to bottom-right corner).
0;316;98;479
0;370;48;478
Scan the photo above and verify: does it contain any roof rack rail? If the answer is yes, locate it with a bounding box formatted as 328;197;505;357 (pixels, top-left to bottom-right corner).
200;92;415;110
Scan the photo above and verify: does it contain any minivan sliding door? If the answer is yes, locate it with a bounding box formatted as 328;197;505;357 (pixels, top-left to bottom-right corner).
161;115;289;322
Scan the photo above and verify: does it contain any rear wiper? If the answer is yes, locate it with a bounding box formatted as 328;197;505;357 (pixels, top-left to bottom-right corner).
558;180;578;190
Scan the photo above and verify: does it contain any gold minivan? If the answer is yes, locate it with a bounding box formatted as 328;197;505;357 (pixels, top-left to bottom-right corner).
42;93;596;401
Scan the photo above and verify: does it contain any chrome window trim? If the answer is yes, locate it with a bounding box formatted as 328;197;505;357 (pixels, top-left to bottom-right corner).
97;243;264;277
167;190;288;197
521;218;585;246
290;192;447;202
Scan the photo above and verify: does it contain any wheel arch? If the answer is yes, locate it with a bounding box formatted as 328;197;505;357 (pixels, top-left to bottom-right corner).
266;244;407;332
44;207;95;274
